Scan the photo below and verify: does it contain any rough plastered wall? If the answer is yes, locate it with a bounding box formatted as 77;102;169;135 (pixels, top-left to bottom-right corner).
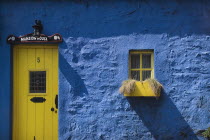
59;35;210;140
0;0;210;140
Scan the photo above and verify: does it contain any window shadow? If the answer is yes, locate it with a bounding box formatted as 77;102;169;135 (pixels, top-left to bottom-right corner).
126;90;199;140
59;52;88;97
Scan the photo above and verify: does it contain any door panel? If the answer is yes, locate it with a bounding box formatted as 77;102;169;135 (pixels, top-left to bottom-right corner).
18;48;28;140
35;48;45;140
52;49;58;140
13;45;58;140
27;48;36;140
44;49;53;139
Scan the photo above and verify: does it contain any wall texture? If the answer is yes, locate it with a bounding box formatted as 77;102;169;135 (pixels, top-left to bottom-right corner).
0;0;210;140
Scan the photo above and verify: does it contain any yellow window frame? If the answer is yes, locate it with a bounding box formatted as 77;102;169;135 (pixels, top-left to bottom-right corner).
129;50;154;81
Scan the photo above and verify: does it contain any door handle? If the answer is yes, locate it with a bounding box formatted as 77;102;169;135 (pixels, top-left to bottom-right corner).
51;107;55;112
55;95;58;109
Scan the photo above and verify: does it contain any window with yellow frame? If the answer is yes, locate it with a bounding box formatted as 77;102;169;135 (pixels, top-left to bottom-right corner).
129;50;154;81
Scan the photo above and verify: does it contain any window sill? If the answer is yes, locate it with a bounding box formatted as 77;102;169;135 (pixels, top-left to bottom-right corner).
124;81;161;97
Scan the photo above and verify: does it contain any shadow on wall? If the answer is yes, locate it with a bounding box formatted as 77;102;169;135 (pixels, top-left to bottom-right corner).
127;90;199;140
59;52;88;97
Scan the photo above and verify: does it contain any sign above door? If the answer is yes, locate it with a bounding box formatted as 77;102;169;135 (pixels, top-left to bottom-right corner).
7;20;62;44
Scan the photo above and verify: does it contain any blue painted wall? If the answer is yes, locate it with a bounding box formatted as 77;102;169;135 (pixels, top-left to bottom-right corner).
0;0;210;140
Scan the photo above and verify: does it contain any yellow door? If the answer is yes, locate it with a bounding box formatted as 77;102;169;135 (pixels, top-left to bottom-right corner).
13;45;58;140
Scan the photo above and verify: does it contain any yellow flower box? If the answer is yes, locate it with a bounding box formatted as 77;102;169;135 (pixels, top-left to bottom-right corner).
124;81;161;97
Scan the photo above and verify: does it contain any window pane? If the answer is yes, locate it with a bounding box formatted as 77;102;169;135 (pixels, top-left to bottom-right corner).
30;71;46;93
131;71;140;81
142;71;151;81
142;54;151;68
131;54;140;69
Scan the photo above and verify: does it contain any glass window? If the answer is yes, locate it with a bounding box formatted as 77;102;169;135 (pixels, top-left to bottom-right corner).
129;51;154;81
30;71;46;93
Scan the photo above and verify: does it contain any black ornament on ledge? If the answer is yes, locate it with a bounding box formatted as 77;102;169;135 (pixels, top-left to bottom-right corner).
32;20;43;36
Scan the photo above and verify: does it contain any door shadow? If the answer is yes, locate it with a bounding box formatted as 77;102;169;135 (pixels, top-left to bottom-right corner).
59;52;88;97
127;90;199;140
